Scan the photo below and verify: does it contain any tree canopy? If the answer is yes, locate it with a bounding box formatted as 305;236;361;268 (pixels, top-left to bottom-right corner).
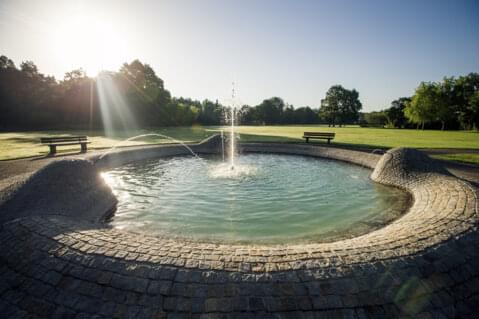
0;55;324;130
361;74;479;131
0;56;221;130
384;97;410;128
402;74;479;130
319;85;362;126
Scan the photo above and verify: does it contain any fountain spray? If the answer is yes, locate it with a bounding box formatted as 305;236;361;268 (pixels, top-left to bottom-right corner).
230;83;236;170
221;130;225;162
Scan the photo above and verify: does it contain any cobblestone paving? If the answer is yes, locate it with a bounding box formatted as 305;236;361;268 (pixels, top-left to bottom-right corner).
0;144;478;318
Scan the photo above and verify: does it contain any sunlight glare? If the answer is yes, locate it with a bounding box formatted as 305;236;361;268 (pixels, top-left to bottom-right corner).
96;72;138;135
49;13;127;77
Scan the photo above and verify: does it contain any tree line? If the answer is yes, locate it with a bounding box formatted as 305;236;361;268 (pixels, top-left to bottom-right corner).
0;56;226;130
241;86;363;126
361;74;479;130
0;54;363;130
0;54;477;131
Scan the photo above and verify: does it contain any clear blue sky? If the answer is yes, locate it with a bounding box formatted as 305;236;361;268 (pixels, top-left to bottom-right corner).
1;0;478;111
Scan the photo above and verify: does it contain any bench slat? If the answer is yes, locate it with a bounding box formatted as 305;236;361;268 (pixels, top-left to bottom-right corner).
303;132;335;136
41;136;88;144
41;139;88;144
42;142;91;146
41;135;87;139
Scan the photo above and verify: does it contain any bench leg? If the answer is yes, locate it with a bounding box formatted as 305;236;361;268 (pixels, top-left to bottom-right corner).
49;145;56;155
327;139;331;144
80;143;87;153
305;137;309;143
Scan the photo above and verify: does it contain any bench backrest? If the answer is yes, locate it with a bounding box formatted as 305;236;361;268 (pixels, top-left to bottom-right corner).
40;136;88;144
303;132;335;137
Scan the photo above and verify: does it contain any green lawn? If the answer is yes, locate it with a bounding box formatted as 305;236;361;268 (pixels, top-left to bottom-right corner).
233;125;479;149
0;127;215;160
1;125;478;163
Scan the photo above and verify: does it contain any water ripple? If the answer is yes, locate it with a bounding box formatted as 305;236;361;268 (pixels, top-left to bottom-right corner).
103;154;409;244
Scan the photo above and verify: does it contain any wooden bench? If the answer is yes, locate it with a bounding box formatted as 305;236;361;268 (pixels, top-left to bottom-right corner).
302;132;335;144
40;136;90;155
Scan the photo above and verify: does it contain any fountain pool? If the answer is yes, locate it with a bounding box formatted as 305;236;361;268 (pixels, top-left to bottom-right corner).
102;153;409;244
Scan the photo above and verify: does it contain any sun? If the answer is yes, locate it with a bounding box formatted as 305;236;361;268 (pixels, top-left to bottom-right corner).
49;13;127;77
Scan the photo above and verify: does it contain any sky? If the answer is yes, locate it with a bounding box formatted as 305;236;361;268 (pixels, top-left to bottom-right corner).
0;0;478;111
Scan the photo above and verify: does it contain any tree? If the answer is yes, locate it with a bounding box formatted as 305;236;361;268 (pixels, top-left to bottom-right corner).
255;97;285;124
281;104;295;124
435;77;457;130
405;81;457;130
384;97;410;128
239;105;257;124
468;90;479;130
120;60;165;92
60;69;95;128
361;111;388;127
64;68;87;82
320;85;362;126
20;61;39;77
293;106;319;124
405;82;438;129
455;73;479;130
0;55;15;69
197;99;223;125
119;60;171;126
339;88;362;125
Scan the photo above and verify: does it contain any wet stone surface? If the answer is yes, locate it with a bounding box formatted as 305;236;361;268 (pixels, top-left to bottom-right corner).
0;146;478;318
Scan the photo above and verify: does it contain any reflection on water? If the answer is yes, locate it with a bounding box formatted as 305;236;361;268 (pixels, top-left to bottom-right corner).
103;154;410;244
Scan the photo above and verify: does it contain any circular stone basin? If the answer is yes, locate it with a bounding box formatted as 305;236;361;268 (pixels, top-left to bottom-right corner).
102;153;409;244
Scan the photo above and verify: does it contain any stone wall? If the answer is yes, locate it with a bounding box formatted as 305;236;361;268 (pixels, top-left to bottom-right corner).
0;159;117;224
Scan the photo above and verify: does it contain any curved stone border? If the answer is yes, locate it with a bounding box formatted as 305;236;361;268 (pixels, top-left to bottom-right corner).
1;136;478;317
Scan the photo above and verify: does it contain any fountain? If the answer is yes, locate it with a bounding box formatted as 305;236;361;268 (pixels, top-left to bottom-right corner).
229;106;235;170
1;75;474;315
228;83;237;170
220;130;225;162
97;84;409;244
229;82;237;170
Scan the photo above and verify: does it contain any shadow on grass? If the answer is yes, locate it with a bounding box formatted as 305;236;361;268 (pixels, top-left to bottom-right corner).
2;136;41;144
237;133;390;152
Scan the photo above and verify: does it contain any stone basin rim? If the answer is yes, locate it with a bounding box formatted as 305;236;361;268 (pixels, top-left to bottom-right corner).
92;138;479;256
2;135;477;262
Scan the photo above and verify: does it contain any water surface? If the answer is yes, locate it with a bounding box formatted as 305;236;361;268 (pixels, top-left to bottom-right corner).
103;154;409;244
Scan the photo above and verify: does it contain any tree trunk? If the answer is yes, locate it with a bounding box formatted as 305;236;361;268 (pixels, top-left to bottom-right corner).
421;122;425;130
441;121;445;131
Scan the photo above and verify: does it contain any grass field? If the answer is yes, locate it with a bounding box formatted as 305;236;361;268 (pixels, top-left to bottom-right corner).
1;125;478;163
234;126;479;149
0;127;214;160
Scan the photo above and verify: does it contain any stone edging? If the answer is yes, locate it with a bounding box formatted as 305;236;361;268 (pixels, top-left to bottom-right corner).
2;136;477;273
